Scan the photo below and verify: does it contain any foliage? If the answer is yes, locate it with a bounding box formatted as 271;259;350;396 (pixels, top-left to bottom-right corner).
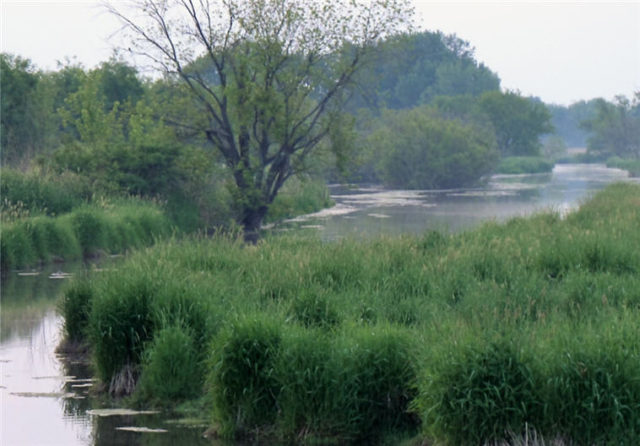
60;277;94;342
139;325;203;401
0;168;91;217
606;156;640;177
0;201;170;270
266;178;333;223
109;0;413;237
418;340;542;444
478;91;553;156
547;99;599;148
496;156;554;174
0;54;47;165
366;106;498;188
62;178;640;443
581;93;640;159
348;31;500;111
208;316;283;437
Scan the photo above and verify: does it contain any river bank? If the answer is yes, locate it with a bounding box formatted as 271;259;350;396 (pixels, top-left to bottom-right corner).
59;182;640;444
3;165;639;445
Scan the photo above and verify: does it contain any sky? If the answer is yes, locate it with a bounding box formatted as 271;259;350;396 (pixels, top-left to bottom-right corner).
1;0;639;105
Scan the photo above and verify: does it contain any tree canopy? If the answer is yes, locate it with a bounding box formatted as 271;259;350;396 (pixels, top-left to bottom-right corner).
581;94;640;159
109;0;413;239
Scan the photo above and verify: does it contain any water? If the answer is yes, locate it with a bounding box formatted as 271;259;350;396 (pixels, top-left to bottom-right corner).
278;164;637;238
0;262;213;446
1;163;635;445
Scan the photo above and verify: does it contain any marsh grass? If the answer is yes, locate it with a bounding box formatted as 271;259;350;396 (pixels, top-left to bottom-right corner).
61;183;640;444
1;201;171;270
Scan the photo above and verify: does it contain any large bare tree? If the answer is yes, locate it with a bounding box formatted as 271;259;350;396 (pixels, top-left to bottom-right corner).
108;0;413;240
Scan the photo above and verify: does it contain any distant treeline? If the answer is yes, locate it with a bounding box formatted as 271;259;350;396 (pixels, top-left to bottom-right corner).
2;32;636;215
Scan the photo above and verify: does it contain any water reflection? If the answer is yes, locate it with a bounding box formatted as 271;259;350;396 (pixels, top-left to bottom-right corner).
0;261;214;446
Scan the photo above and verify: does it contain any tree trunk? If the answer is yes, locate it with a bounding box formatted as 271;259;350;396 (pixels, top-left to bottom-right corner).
241;205;268;244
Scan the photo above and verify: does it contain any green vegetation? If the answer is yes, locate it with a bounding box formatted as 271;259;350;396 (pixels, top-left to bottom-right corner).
581;93;640;160
0;200;171;270
496;156;554;174
607;156;640;177
61;183;640;444
365;106;497;188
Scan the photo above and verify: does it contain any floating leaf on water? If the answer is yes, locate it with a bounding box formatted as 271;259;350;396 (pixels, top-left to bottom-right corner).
87;409;160;417
32;375;76;380
11;392;76;398
115;427;168;433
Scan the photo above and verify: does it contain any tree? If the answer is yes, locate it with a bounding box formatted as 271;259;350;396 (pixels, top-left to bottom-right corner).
108;0;413;240
581;94;640;159
478;91;552;157
367;106;498;189
1;54;44;165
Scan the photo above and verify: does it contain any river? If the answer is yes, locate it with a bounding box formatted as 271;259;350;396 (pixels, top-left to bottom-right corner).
1;163;636;445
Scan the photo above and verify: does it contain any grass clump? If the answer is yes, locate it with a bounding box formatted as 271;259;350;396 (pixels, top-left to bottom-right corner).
208;316;283;438
60;277;94;342
417;339;543;445
138;325;203;402
59;183;640;444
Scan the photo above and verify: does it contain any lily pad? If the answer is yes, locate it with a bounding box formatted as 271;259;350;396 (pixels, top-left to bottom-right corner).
115;427;168;433
87;409;160;417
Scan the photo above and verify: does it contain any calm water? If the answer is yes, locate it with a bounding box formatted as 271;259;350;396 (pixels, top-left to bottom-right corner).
278;164;637;238
1;163;636;445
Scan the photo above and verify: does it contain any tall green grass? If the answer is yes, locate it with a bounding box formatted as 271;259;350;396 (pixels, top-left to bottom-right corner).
60;182;640;444
1;201;171;270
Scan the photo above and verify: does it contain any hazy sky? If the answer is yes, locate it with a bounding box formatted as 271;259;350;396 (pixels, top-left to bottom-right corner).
2;0;639;105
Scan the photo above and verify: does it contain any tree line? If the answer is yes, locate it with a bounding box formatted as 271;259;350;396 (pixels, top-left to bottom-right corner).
4;0;609;237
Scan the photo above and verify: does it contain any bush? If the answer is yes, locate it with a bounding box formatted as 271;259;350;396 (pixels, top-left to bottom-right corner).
368;106;498;189
138;325;203;401
496;156;554;174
